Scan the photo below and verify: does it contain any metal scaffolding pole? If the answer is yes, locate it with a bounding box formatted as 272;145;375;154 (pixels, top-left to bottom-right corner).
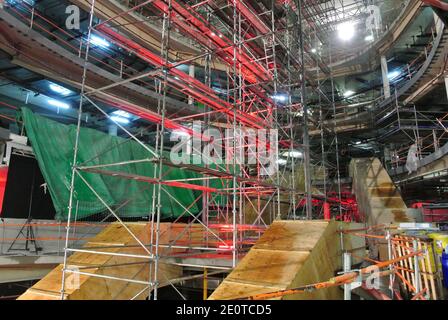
60;0;96;300
298;0;313;220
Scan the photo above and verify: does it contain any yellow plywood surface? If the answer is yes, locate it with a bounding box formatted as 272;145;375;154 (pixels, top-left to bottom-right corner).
209;220;365;300
253;220;328;251
18;222;183;300
208;280;284;300
227;249;310;287
349;158;414;225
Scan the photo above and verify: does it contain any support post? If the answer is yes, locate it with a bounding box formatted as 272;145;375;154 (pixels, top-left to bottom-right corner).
413;240;421;295
444;75;448;102
298;0;312;220
343;252;352;300
188;65;195;105
386;230;394;299
381;55;391;99
203;267;208;300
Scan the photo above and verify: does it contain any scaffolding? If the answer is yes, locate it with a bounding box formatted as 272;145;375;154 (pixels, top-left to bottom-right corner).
1;0;353;299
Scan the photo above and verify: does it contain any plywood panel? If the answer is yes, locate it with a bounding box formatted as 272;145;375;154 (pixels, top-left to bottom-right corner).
349;158;414;225
208;280;284;300
209;220;365;300
227;249;309;287
254;221;328;251
18;222;183;300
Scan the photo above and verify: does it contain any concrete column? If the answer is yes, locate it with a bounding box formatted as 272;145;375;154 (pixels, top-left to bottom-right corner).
381;55;391;99
188;65;195;105
108;124;117;136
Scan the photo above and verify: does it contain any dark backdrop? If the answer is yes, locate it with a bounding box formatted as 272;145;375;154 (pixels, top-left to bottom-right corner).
1;154;55;219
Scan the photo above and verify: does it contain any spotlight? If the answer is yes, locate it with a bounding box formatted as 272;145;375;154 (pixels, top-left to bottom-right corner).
110;116;130;125
48;99;70;109
90;35;110;48
388;70;401;80
338;22;355;41
344;90;355;98
49;83;71;96
277;159;287;166
111;110;132;118
282;150;303;159
272;94;288;102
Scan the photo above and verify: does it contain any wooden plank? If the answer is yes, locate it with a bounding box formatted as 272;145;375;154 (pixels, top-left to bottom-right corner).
349;158;414;225
18;222;183;300
209;220;365;300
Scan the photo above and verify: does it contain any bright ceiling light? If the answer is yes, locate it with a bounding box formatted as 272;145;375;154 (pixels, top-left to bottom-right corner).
365;34;374;42
272;94;288;102
338;22;355;41
49;83;71;96
282;150;303;158
355;141;362;145
344;90;355;98
277;159;287;166
48;99;70;109
388;70;401;80
111;110;132;119
311;48;317;53
90;35;110;48
110;116;130;125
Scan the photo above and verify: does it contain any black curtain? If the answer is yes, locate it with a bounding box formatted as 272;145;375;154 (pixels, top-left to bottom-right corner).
1;154;55;220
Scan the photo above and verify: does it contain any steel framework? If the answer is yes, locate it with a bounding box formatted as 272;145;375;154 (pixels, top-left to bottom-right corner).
1;0;354;299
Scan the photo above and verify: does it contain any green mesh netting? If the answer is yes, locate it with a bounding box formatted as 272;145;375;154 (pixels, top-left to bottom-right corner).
21;108;230;221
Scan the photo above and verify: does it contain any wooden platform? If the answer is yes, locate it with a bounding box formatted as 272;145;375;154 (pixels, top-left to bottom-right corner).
208;220;365;300
18;222;182;300
350;158;414;226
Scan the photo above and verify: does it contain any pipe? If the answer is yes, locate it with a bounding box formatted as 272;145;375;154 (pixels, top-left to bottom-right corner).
422;0;448;11
238;250;424;300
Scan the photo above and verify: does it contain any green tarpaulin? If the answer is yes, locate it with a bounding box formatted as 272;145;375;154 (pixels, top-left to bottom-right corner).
21;108;228;221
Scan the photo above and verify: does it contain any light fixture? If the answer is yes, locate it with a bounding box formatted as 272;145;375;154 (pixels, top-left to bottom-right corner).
338;22;355;41
48;99;70;109
211;32;216;37
282;150;303;158
49;83;71;96
355;141;362;145
344;90;355;98
90;35;110;48
272;94;288;102
110;116;130;124
388;70;401;80
6;0;35;6
277;159;288;166
111;110;132;118
365;34;374;42
311;48;317;53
